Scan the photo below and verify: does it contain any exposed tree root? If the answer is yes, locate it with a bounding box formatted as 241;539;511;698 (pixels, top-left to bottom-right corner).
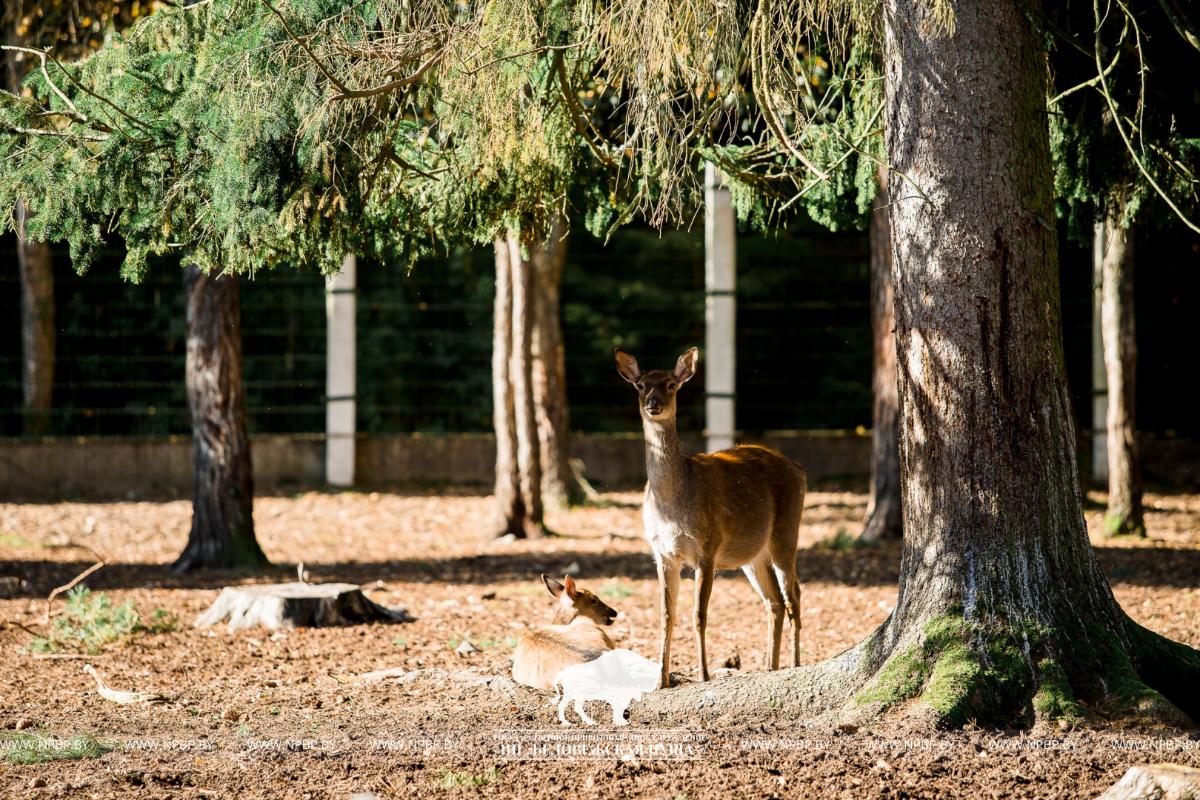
633;611;1200;730
635;633;881;723
1117;617;1200;723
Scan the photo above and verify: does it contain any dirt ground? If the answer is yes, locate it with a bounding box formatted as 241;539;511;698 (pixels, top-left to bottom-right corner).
2;486;1199;798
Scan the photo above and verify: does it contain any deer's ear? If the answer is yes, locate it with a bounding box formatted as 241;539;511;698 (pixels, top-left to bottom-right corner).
614;348;641;384
542;574;564;597
563;575;577;600
674;347;698;384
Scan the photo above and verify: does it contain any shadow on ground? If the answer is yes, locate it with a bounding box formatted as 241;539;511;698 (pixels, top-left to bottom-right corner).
6;542;1199;598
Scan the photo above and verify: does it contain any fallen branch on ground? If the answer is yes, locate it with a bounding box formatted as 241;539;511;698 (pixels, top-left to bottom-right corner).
83;664;168;705
44;551;108;625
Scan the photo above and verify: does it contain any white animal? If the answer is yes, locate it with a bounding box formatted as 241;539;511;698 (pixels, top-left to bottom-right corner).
553;648;660;726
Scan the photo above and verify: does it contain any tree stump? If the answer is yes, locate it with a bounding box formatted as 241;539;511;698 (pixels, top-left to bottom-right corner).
1098;764;1200;800
194;582;410;630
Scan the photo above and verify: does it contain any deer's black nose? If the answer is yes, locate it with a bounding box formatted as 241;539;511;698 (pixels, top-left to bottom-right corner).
645;398;663;414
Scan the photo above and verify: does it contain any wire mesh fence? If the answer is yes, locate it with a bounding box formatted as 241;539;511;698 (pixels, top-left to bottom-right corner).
2;219;1196;440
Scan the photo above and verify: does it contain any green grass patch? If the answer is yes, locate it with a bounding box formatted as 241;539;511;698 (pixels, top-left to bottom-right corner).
29;586;178;654
142;607;181;634
0;731;113;764
440;766;500;788
816;528;863;551
598;580;636;600
0;531;35;549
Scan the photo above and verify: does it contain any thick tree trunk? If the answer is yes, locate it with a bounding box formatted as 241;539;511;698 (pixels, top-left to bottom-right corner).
173;266;266;572
492;238;526;537
639;0;1200;728
4;41;56;436
1100;216;1144;537
867;0;1194;726
508;235;545;538
861;177;902;543
531;217;584;508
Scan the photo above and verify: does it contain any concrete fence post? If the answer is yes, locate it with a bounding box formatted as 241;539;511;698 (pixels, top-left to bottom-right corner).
705;162;736;454
325;254;356;486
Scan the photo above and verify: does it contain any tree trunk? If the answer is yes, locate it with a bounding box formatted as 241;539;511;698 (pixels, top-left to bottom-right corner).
4;38;56;436
14;202;55;436
508;235;545;538
639;0;1200;728
1100;216;1144;537
531;217;584;508
492;238;528;537
173;265;266;572
868;0;1195;726
861;176;902;543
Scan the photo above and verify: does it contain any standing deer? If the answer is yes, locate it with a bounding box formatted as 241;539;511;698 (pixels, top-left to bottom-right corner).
511;574;619;690
615;347;806;688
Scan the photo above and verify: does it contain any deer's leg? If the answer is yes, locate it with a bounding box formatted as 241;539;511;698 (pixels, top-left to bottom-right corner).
745;558;785;671
768;504;804;668
773;562;802;668
693;559;715;682
656;555;681;689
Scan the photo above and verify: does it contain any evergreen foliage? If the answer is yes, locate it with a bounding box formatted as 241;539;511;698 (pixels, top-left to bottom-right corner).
1;0;1194;277
0;0;901;278
1046;1;1200;238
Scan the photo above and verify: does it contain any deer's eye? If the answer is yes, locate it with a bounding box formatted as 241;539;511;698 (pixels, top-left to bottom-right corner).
667;382;677;391
635;383;644;391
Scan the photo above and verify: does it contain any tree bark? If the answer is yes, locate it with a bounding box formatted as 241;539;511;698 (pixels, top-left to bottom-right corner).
509;235;545;538
639;0;1200;728
173;265;266;572
861;176;902;543
531;216;584;508
493;238;528;537
14;202;55;435
1100;216;1144;537
4;35;56;436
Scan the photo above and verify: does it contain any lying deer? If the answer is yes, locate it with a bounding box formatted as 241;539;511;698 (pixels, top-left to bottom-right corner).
511;574;619;690
616;347;807;688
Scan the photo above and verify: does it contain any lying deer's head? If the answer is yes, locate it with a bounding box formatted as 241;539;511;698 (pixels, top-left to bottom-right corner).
542;574;618;626
614;347;698;422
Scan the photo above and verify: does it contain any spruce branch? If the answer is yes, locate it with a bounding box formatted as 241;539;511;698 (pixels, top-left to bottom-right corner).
1093;0;1200;233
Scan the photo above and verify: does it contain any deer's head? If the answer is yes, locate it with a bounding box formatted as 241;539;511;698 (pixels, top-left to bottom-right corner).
614;347;697;423
542;574;618;626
